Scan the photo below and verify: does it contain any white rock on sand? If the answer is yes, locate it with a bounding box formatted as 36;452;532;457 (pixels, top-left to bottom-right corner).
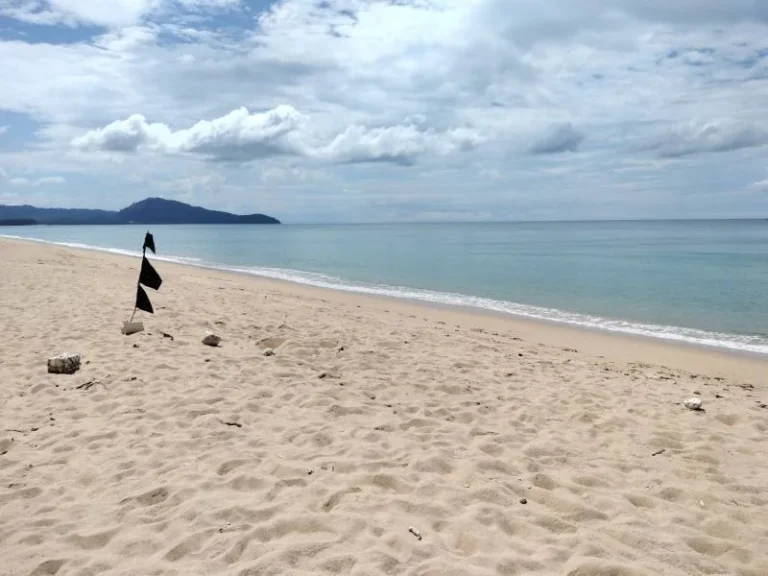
46;353;81;374
684;397;704;411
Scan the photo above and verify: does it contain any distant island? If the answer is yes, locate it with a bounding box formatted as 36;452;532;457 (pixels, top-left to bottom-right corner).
0;218;38;226
0;198;280;226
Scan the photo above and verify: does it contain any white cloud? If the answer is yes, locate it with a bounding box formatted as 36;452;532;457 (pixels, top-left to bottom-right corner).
316;124;481;165
618;0;768;25
9;175;66;186
0;0;239;28
176;0;239;7
0;167;65;187
71;106;308;160
0;125;8;135
72;106;480;165
649;121;768;158
0;0;162;27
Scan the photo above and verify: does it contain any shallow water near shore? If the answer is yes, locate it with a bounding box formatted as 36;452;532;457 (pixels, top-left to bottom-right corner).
3;219;767;354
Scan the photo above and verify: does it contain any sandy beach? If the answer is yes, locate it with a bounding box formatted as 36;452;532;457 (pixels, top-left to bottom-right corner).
1;237;767;576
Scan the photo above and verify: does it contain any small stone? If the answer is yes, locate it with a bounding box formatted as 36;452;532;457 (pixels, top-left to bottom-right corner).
684;397;703;411
519;498;528;505
263;349;275;357
47;354;81;375
202;331;222;347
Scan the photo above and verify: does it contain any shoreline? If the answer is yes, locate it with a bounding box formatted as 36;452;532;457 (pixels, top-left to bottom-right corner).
4;232;766;357
2;236;765;383
3;232;767;359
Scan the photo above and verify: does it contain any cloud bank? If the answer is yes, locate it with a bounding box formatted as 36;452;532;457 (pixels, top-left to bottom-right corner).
1;0;768;220
72;106;481;165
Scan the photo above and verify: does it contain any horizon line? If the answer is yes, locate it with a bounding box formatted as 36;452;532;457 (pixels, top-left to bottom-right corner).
284;217;768;225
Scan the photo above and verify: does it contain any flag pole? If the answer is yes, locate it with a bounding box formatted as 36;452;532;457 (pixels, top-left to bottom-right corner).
129;243;148;323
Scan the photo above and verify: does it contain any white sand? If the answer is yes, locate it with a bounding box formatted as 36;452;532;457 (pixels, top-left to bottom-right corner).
1;238;767;576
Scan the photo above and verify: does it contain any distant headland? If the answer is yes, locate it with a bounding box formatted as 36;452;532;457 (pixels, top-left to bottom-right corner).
0;197;280;226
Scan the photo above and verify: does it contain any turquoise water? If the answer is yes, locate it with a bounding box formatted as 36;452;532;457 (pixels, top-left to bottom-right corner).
2;220;767;354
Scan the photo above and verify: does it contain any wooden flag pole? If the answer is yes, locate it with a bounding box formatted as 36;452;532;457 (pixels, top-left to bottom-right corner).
128;244;147;323
122;238;152;335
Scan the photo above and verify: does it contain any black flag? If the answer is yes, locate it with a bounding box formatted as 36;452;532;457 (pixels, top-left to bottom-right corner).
139;256;163;290
143;232;156;254
135;285;154;314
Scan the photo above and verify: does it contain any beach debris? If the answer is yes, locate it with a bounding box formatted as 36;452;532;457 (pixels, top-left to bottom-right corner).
684;397;704;411
519;498;528;505
263;349;275;357
307;468;314;475
220;420;242;428
408;526;423;541
75;379;102;391
162;332;175;341
122;321;144;335
202;331;222;347
652;449;666;456
47;353;81;375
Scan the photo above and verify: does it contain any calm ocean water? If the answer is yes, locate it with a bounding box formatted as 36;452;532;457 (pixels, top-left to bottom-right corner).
3;220;767;354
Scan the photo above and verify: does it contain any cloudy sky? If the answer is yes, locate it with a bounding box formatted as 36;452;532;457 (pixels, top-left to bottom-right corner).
1;0;767;222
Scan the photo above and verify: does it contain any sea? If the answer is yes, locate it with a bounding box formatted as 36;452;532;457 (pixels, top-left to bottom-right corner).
2;220;767;355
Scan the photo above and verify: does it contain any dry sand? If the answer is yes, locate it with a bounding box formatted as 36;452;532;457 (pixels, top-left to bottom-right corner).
1;238;767;576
